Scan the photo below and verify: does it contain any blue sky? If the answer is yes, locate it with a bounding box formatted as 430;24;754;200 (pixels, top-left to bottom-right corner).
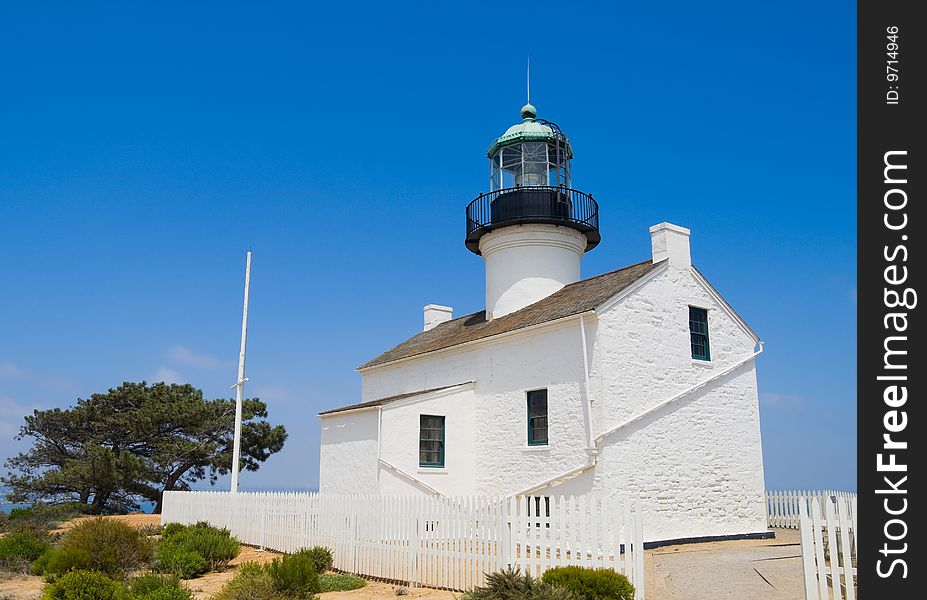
0;1;856;494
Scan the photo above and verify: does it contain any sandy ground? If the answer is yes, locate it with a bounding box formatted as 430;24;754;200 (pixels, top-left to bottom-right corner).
322;581;459;599
0;574;43;600
52;513;162;534
645;529;803;600
1;515;803;600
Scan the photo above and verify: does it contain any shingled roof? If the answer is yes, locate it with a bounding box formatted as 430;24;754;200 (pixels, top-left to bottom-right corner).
359;258;663;370
318;382;472;416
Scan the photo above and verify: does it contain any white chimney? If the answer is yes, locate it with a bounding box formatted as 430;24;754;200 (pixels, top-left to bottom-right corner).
650;222;691;267
423;304;453;331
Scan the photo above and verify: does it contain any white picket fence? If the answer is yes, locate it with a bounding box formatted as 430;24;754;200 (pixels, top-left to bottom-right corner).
766;490;857;530
798;495;857;600
161;491;644;598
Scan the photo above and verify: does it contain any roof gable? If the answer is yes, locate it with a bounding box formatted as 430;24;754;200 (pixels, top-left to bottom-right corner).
691;266;761;342
358;258;662;370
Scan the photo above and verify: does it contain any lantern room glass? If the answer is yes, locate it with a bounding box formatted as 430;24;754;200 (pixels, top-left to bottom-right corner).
489;140;571;192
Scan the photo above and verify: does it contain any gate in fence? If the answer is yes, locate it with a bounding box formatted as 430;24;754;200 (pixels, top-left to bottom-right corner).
161;491;644;599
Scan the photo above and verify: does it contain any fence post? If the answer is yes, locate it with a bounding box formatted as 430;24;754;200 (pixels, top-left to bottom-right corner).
837;498;856;600
411;496;422;588
261;495;267;550
798;497;818;600
634;496;644;600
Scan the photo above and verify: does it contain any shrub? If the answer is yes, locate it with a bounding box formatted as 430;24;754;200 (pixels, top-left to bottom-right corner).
265;552;320;599
127;574;193;600
296;547;333;574
462;568;577;600
32;549;54;575
0;529;53;571
541;567;634;600
212;564;287;600
7;507;34;521
65;518;153;575
40;518;153;580
2;518;53;539
43;570;126;600
37;548;92;579
162;523;186;538
232;562;268;580
153;545;208;579
6;504;87;529
317;573;366;593
136;525;165;538
156;522;240;576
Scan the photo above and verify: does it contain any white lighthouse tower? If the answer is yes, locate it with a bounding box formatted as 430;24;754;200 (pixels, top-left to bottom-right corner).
465;103;600;319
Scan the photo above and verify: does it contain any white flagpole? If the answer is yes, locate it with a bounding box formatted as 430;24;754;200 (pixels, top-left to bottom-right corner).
230;250;252;493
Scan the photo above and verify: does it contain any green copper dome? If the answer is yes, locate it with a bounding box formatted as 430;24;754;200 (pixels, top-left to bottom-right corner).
520;103;537;120
486;104;573;159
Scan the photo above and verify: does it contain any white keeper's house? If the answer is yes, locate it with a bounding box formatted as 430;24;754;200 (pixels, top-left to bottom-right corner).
318;102;768;544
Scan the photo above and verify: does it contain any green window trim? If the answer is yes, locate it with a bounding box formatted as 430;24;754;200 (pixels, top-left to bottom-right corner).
527;389;548;446
689;306;711;361
419;414;445;468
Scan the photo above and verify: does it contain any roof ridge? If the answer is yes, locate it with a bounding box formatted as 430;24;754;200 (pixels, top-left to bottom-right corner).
562;257;656;287
424;258;656;328
357;257;662;370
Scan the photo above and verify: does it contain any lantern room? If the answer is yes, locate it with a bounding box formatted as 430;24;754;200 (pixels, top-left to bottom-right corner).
487;103;572;190
465;104;600;255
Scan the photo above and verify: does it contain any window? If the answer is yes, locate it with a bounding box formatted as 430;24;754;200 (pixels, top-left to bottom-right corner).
419;415;445;468
689;306;711;360
527;389;548;446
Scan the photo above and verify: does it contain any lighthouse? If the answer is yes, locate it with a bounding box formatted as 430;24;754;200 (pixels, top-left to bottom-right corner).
321;94;768;551
465;103;601;319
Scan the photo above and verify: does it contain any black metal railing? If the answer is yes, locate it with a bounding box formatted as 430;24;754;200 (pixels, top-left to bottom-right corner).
465;186;600;254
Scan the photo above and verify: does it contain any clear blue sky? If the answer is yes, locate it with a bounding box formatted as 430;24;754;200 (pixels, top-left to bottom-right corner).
0;1;856;494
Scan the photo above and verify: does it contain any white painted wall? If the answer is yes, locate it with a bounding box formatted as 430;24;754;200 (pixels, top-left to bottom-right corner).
359;320;591;500
582;261;767;540
480;224;586;319
318;410;379;495
378;386;477;495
